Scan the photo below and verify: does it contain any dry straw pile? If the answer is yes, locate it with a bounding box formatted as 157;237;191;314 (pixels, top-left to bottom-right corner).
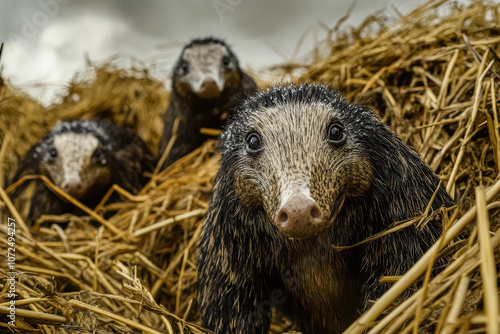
1;0;500;332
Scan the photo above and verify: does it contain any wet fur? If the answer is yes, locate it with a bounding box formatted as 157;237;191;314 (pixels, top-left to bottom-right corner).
8;120;155;226
197;84;454;333
160;37;257;168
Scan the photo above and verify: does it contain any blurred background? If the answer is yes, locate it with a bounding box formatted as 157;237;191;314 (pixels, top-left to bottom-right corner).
1;0;430;104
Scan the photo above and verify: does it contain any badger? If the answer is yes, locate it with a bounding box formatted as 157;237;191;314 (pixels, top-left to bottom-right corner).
8;119;155;226
159;37;257;168
197;84;453;333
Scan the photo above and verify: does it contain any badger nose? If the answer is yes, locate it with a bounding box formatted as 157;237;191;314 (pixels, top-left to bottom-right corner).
62;179;84;198
276;194;323;237
196;77;222;99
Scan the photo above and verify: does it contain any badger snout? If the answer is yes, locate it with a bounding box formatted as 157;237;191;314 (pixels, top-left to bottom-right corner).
195;76;222;99
61;177;86;199
275;193;325;239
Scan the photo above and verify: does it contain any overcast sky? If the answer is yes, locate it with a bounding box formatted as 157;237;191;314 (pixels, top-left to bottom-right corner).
0;0;421;104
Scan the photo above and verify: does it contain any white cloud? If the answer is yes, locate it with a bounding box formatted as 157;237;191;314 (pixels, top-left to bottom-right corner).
2;12;166;104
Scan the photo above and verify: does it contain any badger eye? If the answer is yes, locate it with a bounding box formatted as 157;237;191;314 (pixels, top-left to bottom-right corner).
180;61;189;73
245;132;262;153
222;56;231;66
92;148;103;159
48;148;58;159
92;148;106;165
327;123;346;145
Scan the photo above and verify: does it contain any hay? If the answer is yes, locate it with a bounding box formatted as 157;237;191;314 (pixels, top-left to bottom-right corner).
1;0;500;332
51;58;169;155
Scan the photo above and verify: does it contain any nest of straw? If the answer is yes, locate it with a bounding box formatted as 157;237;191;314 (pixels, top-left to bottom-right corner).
1;0;500;332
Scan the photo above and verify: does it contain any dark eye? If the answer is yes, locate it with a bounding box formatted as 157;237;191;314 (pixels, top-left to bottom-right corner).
245;132;262;153
180;61;189;72
222;56;231;66
92;148;102;159
327;123;346;145
48;148;58;159
92;148;106;165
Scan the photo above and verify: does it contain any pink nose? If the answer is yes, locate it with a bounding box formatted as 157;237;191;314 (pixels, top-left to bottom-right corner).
275;193;323;239
62;179;84;198
196;77;221;99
